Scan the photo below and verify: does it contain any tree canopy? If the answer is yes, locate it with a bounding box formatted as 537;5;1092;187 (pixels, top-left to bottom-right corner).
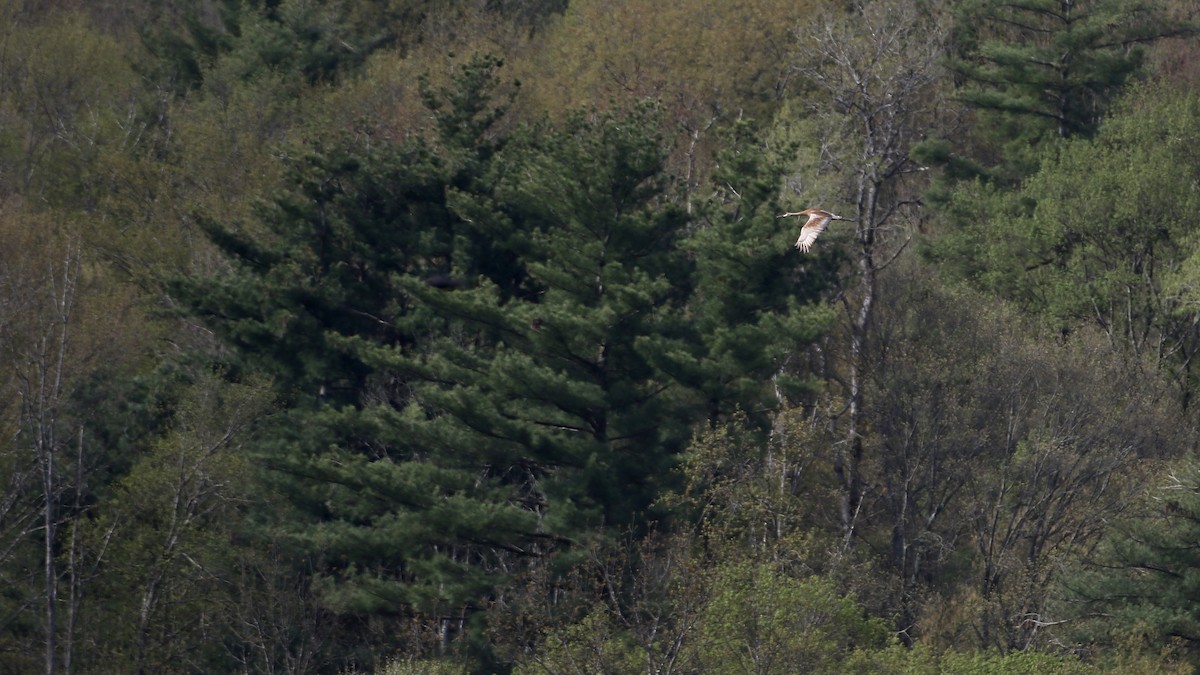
2;0;1199;672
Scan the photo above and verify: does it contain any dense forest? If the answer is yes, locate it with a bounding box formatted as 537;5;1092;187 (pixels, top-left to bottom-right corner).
3;0;1200;672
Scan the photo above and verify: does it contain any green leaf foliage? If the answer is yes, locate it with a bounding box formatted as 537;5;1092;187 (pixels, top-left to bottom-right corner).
9;0;1200;670
1073;459;1200;667
931;81;1200;408
946;0;1191;179
688;560;891;674
73;372;276;673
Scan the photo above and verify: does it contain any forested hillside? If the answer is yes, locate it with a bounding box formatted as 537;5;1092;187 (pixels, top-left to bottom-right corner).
3;0;1200;672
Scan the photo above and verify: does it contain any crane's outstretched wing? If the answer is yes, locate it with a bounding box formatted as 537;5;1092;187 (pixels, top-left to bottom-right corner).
794;213;832;252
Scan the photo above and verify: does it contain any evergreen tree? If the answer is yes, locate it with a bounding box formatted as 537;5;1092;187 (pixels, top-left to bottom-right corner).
649;123;834;425
172;57;530;663
137;0;397;94
941;0;1191;180
386;102;694;537
175;56;834;667
1074;459;1200;663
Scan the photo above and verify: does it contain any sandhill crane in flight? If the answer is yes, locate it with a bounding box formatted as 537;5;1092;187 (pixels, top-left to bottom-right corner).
778;209;854;252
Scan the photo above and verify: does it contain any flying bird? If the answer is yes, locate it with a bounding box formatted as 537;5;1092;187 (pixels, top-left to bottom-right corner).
778;209;854;252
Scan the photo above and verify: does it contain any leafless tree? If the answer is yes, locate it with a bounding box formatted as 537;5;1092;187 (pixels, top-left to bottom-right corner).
8;232;82;674
790;0;947;540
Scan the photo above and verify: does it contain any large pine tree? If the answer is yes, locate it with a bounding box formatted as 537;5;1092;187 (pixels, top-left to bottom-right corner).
943;0;1190;180
175;55;834;666
1074;459;1200;662
386;102;694;538
648;123;834;425
173;57;532;651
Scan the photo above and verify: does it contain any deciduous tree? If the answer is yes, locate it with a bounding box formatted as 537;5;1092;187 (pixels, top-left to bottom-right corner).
932;82;1200;409
782;0;947;541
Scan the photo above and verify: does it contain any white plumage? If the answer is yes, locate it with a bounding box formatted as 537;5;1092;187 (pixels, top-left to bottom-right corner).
779;208;853;252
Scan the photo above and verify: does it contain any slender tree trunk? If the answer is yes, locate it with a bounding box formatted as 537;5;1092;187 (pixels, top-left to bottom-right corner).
839;176;881;538
62;425;86;675
38;243;79;675
40;412;56;675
